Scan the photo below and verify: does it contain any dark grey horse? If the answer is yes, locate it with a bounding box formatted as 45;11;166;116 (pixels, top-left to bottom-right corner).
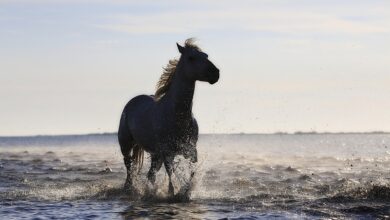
118;39;219;196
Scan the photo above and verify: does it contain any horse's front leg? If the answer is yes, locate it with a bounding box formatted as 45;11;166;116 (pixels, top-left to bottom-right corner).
164;157;175;197
147;155;163;185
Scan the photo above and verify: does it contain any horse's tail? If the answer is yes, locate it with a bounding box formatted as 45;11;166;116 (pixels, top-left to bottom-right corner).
132;143;144;173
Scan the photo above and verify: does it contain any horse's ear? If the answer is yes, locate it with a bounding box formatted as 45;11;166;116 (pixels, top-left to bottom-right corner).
177;43;185;54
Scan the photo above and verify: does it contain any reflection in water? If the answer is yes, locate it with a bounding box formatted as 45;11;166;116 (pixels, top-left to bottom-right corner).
121;203;207;219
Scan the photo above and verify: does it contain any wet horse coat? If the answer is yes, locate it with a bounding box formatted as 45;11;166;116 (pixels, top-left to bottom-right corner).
118;39;219;196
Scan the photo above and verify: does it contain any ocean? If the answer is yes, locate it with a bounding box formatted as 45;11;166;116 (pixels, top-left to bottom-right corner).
0;133;389;219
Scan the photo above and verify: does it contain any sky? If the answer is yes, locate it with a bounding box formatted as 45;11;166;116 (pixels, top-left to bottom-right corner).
0;0;389;136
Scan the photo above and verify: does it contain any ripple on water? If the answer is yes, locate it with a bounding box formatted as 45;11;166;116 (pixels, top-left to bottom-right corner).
1;133;390;218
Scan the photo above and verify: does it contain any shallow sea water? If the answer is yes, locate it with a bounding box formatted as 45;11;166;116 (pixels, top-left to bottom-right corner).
1;133;390;219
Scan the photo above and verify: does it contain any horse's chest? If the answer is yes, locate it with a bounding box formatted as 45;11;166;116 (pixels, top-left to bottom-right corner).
157;127;191;143
155;113;190;131
155;120;192;144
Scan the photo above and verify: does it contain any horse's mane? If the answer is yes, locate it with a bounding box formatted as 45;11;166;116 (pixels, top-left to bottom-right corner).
154;38;202;100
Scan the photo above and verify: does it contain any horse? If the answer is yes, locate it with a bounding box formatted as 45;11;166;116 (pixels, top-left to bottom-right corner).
118;38;220;196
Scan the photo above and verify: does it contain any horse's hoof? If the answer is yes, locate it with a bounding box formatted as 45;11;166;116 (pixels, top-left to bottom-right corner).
124;178;133;188
168;186;174;197
123;185;133;194
124;186;141;199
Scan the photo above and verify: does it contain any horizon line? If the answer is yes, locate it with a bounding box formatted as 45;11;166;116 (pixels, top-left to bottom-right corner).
1;130;389;138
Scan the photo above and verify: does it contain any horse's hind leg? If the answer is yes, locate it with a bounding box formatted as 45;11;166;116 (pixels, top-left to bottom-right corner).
164;157;175;197
118;115;135;189
119;138;134;189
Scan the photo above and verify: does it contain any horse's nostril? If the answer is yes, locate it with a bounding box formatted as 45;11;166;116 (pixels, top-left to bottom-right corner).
213;71;220;80
209;74;219;84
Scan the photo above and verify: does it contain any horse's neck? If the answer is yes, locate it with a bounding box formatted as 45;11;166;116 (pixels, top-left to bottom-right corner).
164;65;195;117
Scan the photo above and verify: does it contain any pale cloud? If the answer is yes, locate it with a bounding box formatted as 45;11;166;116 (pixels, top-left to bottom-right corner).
247;14;389;34
98;8;390;35
99;24;186;35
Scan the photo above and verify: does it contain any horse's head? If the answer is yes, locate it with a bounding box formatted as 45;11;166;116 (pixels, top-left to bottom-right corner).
177;42;220;84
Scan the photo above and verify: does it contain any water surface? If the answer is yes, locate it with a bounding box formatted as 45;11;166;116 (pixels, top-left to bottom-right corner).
1;134;389;219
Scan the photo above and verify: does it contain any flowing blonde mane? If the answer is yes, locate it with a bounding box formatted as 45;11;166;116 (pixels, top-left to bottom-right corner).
154;38;202;100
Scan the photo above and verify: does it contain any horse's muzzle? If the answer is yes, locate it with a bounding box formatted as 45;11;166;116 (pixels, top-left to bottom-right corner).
208;70;220;84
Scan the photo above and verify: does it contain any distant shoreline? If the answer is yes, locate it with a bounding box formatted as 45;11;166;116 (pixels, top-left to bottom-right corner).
1;131;389;138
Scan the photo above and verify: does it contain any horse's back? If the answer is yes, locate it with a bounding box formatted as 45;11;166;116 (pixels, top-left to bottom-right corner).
123;95;154;112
